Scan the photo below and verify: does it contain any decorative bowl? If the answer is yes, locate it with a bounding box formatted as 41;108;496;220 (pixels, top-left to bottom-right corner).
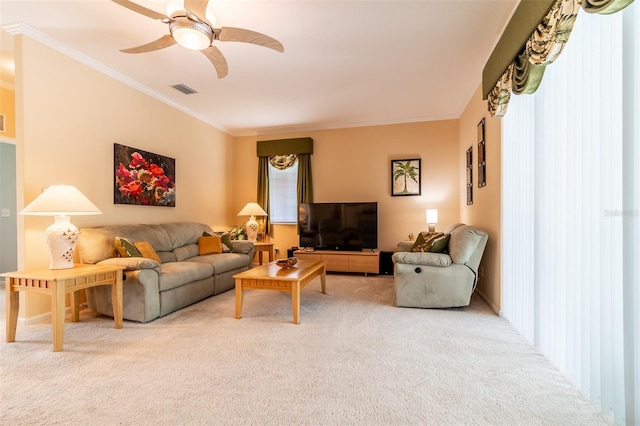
276;257;299;269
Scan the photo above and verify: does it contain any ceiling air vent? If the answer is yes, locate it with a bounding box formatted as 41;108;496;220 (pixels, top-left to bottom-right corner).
171;84;197;95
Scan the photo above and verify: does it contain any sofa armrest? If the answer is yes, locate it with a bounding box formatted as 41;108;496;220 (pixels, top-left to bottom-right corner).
231;240;254;255
97;257;161;273
396;241;415;252
392;252;452;267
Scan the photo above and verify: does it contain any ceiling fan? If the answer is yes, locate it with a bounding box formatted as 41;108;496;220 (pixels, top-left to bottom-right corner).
112;0;284;79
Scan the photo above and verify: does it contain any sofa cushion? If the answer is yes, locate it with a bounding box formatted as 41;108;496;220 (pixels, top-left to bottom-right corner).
78;224;173;264
198;235;223;255
111;224;173;252
190;253;252;274
133;241;162;263
157;251;178;263
158;261;214;291
115;237;142;257
173;244;198;262
162;222;213;250
448;226;484;264
411;232;444;252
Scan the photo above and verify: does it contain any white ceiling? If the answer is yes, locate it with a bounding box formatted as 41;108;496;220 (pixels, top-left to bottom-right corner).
0;0;517;136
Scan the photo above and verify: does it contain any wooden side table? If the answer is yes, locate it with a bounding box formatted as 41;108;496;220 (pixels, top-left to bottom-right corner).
1;264;126;352
252;242;275;265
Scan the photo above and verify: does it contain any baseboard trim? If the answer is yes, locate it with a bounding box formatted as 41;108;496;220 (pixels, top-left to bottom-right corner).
18;306;77;326
476;290;500;315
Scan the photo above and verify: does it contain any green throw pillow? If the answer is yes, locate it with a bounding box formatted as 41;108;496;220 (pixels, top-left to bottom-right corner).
115;236;142;258
429;234;451;253
219;233;233;253
411;232;445;252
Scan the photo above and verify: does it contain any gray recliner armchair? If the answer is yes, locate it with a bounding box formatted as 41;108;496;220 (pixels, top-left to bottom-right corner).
392;223;488;308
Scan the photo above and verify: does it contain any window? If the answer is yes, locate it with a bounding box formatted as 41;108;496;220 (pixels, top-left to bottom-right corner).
268;160;298;224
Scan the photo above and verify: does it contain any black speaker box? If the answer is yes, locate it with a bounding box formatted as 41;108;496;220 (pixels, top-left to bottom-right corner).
379;251;394;275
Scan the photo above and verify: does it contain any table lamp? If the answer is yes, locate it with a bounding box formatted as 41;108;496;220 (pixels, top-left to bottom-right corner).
20;185;102;269
426;208;438;232
237;202;267;242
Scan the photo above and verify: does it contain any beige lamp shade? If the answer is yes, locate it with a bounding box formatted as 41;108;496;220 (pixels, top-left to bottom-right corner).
21;185;102;216
21;185;102;269
237;202;268;242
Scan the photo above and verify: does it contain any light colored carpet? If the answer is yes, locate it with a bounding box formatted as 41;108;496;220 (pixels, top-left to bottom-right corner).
0;274;610;425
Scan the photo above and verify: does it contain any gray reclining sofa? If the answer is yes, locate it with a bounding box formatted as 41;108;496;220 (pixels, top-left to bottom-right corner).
77;222;254;322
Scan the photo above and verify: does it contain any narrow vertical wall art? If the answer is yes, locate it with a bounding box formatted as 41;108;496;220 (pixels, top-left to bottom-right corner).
478;118;486;188
466;147;473;205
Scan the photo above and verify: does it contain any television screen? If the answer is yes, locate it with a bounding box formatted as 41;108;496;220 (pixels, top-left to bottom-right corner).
298;202;378;251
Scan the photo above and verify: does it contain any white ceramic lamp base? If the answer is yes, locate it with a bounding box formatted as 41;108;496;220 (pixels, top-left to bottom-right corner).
45;216;79;269
245;216;259;242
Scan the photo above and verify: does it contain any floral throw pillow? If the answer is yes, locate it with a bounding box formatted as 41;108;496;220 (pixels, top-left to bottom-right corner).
411;232;445;252
115;237;142;258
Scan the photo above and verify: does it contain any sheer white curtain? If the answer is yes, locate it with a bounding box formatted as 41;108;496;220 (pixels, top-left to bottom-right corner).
501;3;639;424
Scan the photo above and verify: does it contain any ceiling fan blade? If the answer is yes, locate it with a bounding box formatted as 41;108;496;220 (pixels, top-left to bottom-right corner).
111;0;170;21
120;35;177;54
184;0;210;23
201;46;229;79
215;27;284;53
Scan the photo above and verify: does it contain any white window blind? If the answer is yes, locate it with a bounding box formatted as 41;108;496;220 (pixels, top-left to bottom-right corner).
502;3;639;424
268;160;298;224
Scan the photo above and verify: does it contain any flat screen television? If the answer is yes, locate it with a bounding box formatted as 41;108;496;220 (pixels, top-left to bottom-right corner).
298;202;378;251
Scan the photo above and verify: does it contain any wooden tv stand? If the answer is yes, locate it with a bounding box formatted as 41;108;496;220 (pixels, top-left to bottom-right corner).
294;249;379;275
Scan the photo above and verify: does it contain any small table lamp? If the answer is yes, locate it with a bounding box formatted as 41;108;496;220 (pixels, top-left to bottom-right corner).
426;208;438;232
20;185;102;269
237;202;267;242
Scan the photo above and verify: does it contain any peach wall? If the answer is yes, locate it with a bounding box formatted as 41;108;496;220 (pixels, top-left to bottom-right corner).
14;36;236;319
0;85;16;138
10;35;501;320
234;120;461;256
459;85;501;313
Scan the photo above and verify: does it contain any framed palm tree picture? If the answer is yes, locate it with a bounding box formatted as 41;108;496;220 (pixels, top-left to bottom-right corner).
391;158;421;196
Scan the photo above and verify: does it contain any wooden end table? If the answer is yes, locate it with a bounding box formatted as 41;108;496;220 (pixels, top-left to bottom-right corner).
233;260;327;324
2;264;126;352
252;242;275;265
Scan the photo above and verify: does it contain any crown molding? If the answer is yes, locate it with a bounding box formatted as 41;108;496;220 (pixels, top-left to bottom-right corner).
1;22;230;134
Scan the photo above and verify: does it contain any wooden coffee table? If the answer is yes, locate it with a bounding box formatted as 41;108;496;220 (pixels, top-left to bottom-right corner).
233;260;327;324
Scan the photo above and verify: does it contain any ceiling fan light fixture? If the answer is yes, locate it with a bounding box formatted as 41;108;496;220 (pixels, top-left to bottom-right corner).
166;0;216;25
166;0;184;17
170;19;212;50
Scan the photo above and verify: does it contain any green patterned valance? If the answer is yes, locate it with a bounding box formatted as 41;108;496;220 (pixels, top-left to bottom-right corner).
482;0;556;100
486;0;635;117
257;137;313;157
581;0;634;13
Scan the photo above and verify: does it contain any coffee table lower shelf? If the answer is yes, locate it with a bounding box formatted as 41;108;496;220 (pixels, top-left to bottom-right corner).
233;260;327;324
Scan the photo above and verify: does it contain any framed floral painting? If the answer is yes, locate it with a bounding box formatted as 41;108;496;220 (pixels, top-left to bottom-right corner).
114;143;176;207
